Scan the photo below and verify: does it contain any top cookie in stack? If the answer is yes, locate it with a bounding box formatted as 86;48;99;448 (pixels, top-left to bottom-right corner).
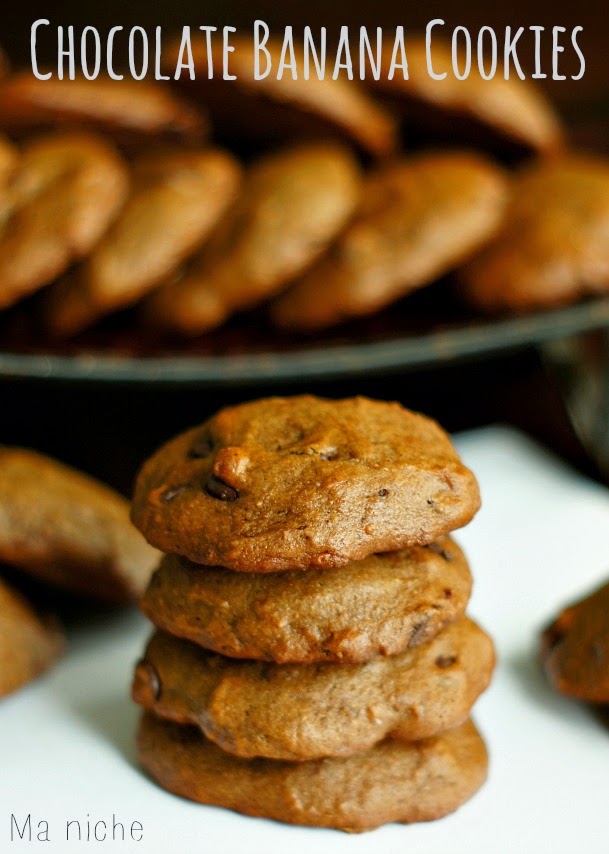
131;396;491;832
131;395;480;572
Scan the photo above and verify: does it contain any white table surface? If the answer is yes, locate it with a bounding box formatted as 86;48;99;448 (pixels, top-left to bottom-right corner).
2;425;609;854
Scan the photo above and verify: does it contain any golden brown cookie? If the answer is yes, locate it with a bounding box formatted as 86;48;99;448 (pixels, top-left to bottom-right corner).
0;131;128;311
540;579;609;703
370;37;564;157
271;150;507;331
461;155;609;312
45;148;241;336
0;74;206;142
143;143;362;336
133;617;494;760
164;35;397;158
0;576;64;699
0;447;159;603
141;537;472;663
132;396;480;572
137;714;488;831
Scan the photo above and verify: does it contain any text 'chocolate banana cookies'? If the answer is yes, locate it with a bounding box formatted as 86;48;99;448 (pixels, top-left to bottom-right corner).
131;395;493;831
132;396;480;572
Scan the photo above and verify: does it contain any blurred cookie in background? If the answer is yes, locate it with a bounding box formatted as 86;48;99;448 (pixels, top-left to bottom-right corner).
163;34;398;158
461;156;609;312
272;150;507;331
144;143;362;336
0;575;64;699
0;446;159;603
46;147;242;336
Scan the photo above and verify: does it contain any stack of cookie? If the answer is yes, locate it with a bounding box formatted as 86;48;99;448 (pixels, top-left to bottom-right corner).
130;396;494;832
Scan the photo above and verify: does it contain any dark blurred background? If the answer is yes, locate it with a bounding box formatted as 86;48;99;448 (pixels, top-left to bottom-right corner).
0;0;607;492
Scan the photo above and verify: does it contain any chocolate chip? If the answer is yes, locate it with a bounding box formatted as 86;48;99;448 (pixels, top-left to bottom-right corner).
162;485;187;502
409;619;429;646
378;488;389;497
137;660;162;700
320;449;338;461
443;588;453;599
426;498;435;506
205;475;239;502
188;435;214;458
435;655;457;669
426;542;454;561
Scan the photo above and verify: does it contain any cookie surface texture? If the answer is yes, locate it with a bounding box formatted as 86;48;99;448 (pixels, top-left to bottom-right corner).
133;617;494;760
140;536;472;663
132;396;481;571
137;714;488;831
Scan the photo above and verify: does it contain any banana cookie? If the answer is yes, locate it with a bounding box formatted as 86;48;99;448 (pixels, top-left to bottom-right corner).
0;74;206;142
461;155;609;312
0;131;128;311
140;537;472;663
144;143;361;336
131;396;480;571
0;576;64;699
164;35;397;157
541;579;609;703
370;36;564;156
272;151;507;331
0;447;159;602
46;147;241;336
133;618;494;760
137;714;488;832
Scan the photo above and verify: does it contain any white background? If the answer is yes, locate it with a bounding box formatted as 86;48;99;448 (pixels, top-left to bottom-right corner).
1;426;609;854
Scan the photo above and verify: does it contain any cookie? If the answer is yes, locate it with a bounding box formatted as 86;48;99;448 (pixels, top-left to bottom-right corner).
131;396;480;572
141;536;472;663
370;36;563;157
164;35;397;158
0;74;206;142
0;131;128;311
271;151;507;331
540;579;609;703
45;148;241;336
0;575;64;699
461;155;609;312
143;143;361;336
0;447;159;603
133;617;493;760
138;714;487;831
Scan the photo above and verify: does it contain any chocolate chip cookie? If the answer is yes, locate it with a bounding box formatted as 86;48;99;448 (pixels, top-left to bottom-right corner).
0;131;128;311
144;143;361;336
141;536;472;663
370;36;564;157
0;575;64;699
461;155;609;312
164;34;397;158
132;396;480;572
133;617;494;760
46;147;241;336
541;579;609;702
138;714;487;831
0;447;159;602
271;151;507;331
